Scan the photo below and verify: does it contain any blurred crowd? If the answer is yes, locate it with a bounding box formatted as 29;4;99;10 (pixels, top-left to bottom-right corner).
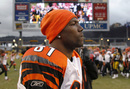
0;49;23;80
76;46;130;79
1;46;130;80
30;3;92;23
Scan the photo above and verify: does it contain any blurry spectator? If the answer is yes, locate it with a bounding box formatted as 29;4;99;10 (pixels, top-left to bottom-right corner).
111;48;122;79
121;49;128;77
94;48;100;68
104;50;112;76
126;47;130;78
82;47;98;89
98;51;104;74
9;51;16;70
0;50;9;80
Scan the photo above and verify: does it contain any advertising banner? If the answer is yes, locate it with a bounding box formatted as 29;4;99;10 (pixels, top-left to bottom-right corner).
15;0;42;2
15;23;40;31
93;3;107;21
15;0;29;2
15;23;22;30
44;0;78;2
80;23;107;31
14;0;109;31
15;3;29;21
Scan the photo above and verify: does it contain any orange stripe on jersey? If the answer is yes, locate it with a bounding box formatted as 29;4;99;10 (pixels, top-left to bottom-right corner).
21;68;32;74
21;59;63;75
83;67;87;82
70;80;81;89
72;50;79;57
22;73;45;85
38;63;63;74
45;78;59;89
3;65;7;71
21;60;38;64
42;71;59;86
82;79;85;89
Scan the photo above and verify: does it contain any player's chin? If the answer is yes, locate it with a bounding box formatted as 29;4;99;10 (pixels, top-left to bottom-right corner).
80;38;84;45
77;41;84;47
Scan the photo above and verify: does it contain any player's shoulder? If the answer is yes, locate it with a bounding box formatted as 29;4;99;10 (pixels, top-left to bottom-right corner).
22;46;68;64
73;50;80;57
73;50;83;65
22;46;47;58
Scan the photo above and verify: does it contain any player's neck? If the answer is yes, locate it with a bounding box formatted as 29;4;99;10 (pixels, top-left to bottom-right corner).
50;41;74;60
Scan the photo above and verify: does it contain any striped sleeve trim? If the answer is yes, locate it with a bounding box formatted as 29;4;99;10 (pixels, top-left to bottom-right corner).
21;63;63;87
22;73;59;89
22;55;62;70
21;68;32;74
22;73;45;85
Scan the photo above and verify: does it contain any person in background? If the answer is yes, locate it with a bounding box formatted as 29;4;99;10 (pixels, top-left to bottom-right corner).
88;48;95;62
100;49;106;76
121;48;128;77
104;50;112;76
98;51;104;75
126;47;130;78
82;47;98;89
111;48;122;79
93;48;100;69
0;50;9;80
9;51;16;70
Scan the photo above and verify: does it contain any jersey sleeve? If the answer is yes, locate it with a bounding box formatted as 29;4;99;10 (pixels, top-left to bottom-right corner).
18;55;52;89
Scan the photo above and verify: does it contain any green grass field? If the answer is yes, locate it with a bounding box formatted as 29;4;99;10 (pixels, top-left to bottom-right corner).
0;59;130;89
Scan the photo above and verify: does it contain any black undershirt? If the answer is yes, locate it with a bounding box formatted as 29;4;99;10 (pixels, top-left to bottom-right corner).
70;57;73;62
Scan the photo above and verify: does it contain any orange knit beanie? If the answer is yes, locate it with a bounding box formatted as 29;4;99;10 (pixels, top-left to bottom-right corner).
40;9;77;43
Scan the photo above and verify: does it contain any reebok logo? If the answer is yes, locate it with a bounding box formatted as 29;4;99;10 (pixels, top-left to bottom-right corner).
31;81;44;87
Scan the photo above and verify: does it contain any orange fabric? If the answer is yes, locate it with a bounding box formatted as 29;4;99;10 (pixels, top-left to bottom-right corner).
22;60;63;75
123;62;126;67
42;71;59;87
38;63;63;74
3;65;7;71
21;68;32;75
40;9;77;43
22;73;45;85
13;63;16;66
103;62;105;66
